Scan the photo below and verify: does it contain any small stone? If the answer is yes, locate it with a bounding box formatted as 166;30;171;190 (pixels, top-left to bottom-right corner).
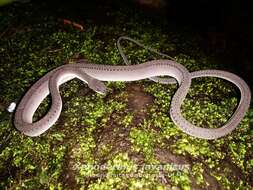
6;102;16;113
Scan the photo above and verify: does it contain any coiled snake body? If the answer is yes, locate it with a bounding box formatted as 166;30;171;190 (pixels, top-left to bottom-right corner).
14;58;251;139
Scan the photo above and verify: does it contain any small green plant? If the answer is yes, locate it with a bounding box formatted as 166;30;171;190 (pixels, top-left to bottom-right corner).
0;1;252;189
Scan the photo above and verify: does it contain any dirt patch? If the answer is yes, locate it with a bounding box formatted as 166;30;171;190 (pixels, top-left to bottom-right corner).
154;147;189;165
126;83;154;122
154;147;222;190
220;158;253;186
60;145;80;190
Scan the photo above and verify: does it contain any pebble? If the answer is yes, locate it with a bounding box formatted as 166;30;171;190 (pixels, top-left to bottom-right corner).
6;102;16;113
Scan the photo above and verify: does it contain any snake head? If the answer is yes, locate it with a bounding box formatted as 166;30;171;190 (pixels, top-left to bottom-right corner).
88;79;107;95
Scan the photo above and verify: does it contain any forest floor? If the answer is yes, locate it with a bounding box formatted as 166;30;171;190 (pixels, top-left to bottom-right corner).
0;0;252;189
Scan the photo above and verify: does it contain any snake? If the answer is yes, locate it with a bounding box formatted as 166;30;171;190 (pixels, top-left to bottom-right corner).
14;38;251;139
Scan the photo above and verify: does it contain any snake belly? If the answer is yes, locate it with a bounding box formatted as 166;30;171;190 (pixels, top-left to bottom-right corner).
14;59;251;139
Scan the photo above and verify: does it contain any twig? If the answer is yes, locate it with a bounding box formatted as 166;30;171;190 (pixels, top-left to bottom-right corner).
48;48;63;53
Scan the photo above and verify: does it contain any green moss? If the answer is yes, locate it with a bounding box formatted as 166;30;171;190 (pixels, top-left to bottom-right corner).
191;163;205;186
0;1;252;189
170;171;191;190
129;123;162;161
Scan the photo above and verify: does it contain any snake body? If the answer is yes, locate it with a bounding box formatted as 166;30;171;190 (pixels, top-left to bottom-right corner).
14;58;251;139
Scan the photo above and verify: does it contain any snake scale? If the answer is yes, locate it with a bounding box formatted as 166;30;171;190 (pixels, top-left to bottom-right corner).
14;38;251;139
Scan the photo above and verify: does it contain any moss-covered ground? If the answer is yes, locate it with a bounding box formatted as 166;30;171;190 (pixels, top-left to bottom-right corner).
0;1;252;189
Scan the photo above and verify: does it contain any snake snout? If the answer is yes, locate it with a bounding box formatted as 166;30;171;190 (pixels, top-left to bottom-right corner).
89;79;107;95
95;83;107;95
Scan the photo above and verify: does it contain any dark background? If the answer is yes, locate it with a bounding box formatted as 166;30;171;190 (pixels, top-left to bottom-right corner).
52;0;253;88
2;0;253;88
134;0;253;89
